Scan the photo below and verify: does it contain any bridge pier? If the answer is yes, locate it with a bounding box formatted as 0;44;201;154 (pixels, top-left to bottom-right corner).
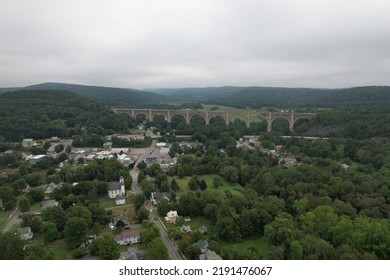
289;113;295;132
112;108;316;132
267;113;272;132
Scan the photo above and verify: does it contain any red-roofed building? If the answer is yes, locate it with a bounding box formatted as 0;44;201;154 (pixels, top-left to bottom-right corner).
115;231;140;246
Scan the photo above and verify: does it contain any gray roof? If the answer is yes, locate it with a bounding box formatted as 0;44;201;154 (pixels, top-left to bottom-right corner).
199;250;222;260
17;227;31;235
111;214;129;224
195;240;209;250
153;192;171;203
180;225;192;233
41;200;58;210
108;182;122;191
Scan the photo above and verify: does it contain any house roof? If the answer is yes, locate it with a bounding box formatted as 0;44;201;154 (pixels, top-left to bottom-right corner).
153;192;171;202
199;250;222;260
41;200;59;210
199;225;208;233
116;231;140;242
17;227;31;235
111;214;129;224
195;240;209;250
108;182;122;191
166;210;178;217
180;225;192;233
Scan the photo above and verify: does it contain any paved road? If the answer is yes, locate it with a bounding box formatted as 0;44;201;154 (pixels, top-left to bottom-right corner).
2;208;20;233
130;139;182;260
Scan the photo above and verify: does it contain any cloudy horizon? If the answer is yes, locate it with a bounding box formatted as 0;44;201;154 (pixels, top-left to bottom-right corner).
1;0;390;89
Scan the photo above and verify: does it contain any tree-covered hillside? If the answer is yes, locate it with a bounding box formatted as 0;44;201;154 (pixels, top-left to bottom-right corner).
0;90;132;142
26;83;171;108
153;86;390;110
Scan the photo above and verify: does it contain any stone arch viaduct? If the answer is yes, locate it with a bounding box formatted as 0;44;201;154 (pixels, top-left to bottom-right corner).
112;108;316;132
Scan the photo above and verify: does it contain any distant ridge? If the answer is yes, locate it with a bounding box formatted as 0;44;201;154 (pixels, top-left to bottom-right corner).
25;82;171;107
151;86;390;109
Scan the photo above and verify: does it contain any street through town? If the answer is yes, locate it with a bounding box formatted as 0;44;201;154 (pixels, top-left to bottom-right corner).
130;139;182;260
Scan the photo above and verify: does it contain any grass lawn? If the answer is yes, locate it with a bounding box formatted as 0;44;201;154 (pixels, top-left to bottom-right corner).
169;174;245;196
0;210;11;230
29;201;43;212
99;199;115;209
228;237;268;258
109;204;137;224
186;216;213;230
47;239;73;260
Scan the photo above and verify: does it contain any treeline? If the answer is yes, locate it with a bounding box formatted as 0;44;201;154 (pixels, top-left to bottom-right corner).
26;83;171;108
0;89;134;142
303;109;390;139
141;121;390;259
156;86;390;110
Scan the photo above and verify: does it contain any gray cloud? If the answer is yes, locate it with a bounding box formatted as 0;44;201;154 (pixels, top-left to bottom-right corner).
1;0;390;88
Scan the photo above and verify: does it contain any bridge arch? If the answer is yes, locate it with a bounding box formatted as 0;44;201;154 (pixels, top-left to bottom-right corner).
111;108;316;132
134;112;150;121
151;112;168;122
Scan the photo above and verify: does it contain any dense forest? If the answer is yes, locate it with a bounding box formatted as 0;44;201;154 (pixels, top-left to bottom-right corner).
25;83;171;108
1;83;390;260
0;89;133;142
154;86;390;110
141;117;390;260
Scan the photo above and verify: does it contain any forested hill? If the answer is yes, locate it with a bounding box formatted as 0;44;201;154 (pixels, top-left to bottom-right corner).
0;90;131;142
25;82;171;107
152;86;390;109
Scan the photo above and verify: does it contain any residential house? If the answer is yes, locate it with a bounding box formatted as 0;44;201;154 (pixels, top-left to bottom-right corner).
44;182;62;195
199;225;208;234
119;247;146;260
150;192;171;205
103;142;112;149
159;147;170;155
22;139;36;148
41;199;59;211
165;210;178;224
180;225;192;234
110;148;129;154
279;157;298;167
17;227;33;240
195;240;209;253
115;195;126;205
109;214;130;230
108;177;125;199
199;250;222;260
30;154;46;164
115;231;140;246
156;142;167;148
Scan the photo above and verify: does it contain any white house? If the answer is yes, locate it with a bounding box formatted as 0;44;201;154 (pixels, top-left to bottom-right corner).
156;142;167;148
22;139;36;148
115;231;140;246
41;199;59;211
165;210;178;224
30;154;46;164
17;227;33;240
115;195;126;205
108;176;125;198
150;192;171;205
199;250;223;260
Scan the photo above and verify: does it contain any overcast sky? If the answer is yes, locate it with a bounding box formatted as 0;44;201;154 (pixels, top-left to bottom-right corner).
1;0;390;89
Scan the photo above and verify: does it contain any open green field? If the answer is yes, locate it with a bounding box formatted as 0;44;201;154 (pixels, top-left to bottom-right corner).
47;239;74;260
227;237;268;258
108;204;137;224
185;216;213;231
0;210;11;230
168;174;245;196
